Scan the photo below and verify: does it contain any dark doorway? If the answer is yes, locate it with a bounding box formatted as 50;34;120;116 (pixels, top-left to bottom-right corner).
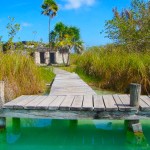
40;52;45;64
50;53;55;64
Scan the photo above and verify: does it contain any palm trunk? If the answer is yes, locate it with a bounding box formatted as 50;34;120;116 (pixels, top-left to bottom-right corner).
66;50;70;66
62;49;65;65
49;16;51;50
48;17;51;65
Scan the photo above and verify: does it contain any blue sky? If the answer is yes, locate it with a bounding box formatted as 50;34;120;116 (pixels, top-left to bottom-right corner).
0;0;131;47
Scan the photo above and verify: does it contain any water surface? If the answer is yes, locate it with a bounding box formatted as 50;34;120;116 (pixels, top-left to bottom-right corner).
0;119;150;150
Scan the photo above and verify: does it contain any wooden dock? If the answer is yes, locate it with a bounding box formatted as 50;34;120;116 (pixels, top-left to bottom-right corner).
50;68;96;95
0;69;150;121
1;94;150;119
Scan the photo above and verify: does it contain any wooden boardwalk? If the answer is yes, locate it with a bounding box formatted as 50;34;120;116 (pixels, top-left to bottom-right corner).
0;69;150;120
1;94;150;119
50;68;96;95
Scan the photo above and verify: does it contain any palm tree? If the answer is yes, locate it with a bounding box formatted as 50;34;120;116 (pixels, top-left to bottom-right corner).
41;0;58;50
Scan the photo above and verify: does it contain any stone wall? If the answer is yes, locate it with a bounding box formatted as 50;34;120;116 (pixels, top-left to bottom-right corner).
55;51;68;64
34;51;69;65
34;52;40;65
45;52;50;65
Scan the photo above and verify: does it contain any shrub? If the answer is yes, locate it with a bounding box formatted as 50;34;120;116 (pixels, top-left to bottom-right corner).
76;48;150;94
0;52;54;101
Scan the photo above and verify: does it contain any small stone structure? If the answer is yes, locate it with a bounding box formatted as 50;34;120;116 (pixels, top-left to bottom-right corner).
34;48;68;65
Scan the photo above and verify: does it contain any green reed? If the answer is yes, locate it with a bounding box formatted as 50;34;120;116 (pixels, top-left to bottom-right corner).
75;49;150;94
0;52;54;101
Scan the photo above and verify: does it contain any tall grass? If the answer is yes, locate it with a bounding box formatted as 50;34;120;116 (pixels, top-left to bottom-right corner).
75;49;150;94
0;52;54;101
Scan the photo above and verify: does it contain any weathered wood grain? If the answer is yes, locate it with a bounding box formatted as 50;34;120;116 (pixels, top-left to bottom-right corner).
71;96;83;110
13;96;38;109
140;96;150;106
0;81;4;107
130;83;141;107
113;94;126;111
82;95;93;111
103;95;118;111
60;96;75;110
139;98;150;111
49;96;65;110
25;96;47;109
3;95;30;108
118;95;137;111
36;96;57;109
0;108;142;120
50;68;96;96
93;95;105;111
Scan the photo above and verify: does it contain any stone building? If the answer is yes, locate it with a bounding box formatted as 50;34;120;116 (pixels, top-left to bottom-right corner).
34;48;69;65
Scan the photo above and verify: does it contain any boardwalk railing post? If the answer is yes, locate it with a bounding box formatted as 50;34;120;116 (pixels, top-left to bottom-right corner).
0;81;4;107
130;83;141;108
125;83;142;133
0;81;6;129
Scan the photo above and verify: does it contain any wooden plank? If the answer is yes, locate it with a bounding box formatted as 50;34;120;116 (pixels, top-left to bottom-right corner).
103;95;118;111
118;95;137;111
71;96;83;110
59;96;75;110
93;95;105;111
82;95;93;111
140;96;150;106
113;94;126;111
36;96;57;109
2;108;149;120
139;98;150;111
50;69;96;96
13;96;38;109
24;96;47;109
3;95;30;108
49;96;65;110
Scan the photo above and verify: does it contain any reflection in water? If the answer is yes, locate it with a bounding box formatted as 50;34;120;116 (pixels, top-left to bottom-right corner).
126;130;149;149
0;119;150;150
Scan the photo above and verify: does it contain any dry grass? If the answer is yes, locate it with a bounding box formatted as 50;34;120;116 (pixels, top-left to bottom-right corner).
0;52;54;101
75;49;150;94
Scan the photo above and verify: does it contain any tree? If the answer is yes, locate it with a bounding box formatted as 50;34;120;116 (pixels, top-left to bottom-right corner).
41;0;58;49
4;17;20;51
6;17;20;42
51;22;84;66
105;0;150;52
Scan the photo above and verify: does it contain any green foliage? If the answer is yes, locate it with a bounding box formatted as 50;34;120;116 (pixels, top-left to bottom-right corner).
0;52;54;101
105;0;150;52
39;66;55;83
41;0;58;18
41;0;59;47
3;41;15;52
51;22;83;53
50;22;84;66
3;17;20;51
75;47;150;94
6;17;20;42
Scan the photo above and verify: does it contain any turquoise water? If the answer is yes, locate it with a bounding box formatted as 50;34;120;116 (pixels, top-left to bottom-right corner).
0;118;150;150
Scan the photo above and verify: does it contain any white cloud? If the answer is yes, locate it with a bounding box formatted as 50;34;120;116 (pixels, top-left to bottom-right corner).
22;22;32;27
61;0;96;10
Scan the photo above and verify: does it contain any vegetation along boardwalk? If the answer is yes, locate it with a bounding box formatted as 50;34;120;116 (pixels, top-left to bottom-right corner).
0;69;150;132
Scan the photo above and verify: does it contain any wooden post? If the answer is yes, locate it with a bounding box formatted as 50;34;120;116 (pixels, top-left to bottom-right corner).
124;83;142;133
0;81;4;108
0;81;6;129
130;83;141;108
